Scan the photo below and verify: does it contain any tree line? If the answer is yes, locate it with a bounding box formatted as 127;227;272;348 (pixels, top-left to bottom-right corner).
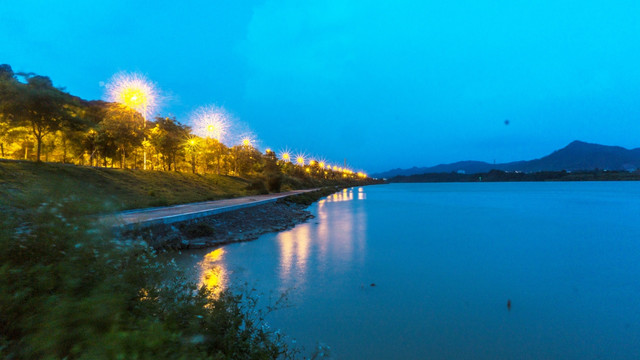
0;64;367;186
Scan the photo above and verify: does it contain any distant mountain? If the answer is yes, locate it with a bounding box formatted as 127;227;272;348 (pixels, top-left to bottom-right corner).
372;141;640;178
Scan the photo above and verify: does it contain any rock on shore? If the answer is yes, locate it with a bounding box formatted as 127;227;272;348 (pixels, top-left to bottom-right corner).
134;200;315;250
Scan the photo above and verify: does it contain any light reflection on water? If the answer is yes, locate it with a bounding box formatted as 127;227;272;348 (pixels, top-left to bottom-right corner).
198;248;226;296
195;187;366;295
180;183;640;359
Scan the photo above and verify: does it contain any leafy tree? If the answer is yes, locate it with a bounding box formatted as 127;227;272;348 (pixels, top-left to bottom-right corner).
200;137;228;174
184;137;202;174
101;104;144;168
149;117;189;171
264;150;283;192
0;70;81;162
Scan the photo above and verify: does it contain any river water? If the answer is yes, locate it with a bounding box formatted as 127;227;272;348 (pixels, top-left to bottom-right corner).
172;182;640;359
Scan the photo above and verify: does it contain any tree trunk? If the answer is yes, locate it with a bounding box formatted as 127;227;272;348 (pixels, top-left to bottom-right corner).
120;145;125;169
36;135;42;162
31;121;43;162
62;136;68;164
172;152;176;171
133;150;137;170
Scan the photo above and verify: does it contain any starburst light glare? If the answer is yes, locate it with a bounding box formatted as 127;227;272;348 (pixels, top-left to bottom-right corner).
242;138;251;146
106;71;158;119
281;151;291;161
319;162;325;168
309;160;316;166
190;105;230;142
296;155;305;165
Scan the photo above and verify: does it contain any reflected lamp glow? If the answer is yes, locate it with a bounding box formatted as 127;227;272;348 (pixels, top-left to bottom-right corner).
199;248;226;297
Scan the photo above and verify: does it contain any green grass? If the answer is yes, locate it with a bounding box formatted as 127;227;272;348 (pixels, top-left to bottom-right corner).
0;160;256;214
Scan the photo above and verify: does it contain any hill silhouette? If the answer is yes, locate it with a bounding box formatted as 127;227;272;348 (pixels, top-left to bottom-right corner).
373;141;640;178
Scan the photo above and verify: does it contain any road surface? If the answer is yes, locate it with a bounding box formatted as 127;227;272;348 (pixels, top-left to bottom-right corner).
108;189;318;229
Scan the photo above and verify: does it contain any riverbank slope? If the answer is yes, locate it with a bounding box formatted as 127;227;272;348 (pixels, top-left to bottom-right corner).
0;159;381;216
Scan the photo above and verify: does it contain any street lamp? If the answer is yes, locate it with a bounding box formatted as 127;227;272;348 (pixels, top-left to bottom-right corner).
106;72;158;170
190;105;230;142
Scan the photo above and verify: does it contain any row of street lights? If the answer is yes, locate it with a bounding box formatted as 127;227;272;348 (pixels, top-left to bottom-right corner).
105;71;367;177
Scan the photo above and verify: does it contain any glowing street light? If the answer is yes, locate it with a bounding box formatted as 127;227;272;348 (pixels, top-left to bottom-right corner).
296;156;305;165
106;71;159;170
281;152;291;161
190;105;230;142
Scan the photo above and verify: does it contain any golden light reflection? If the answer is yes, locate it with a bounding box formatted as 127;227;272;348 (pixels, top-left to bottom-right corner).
325;188;355;203
316;199;329;264
275;189;369;291
358;187;366;200
199;248;227;297
278;226;311;289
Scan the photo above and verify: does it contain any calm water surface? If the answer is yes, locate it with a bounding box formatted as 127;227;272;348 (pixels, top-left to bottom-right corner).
173;183;640;359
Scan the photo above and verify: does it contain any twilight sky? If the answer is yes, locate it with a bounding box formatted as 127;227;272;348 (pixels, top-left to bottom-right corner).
2;0;639;173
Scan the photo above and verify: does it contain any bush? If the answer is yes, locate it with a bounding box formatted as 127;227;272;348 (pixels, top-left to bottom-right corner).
246;179;269;195
266;174;283;193
0;186;299;359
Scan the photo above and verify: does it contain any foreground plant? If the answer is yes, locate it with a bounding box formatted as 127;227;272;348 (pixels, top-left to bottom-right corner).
0;186;302;359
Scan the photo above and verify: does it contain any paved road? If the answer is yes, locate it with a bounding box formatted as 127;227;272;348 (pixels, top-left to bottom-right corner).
108;189;318;229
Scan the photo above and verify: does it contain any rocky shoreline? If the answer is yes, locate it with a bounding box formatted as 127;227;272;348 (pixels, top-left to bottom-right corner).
133;194;325;250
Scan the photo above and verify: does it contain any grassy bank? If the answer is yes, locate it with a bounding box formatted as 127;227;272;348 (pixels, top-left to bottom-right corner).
0;159;380;215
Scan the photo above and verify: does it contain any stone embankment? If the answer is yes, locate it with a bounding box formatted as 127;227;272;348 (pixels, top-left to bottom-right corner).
147;201;314;249
122;188;344;250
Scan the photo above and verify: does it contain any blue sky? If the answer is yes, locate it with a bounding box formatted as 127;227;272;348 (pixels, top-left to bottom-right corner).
2;0;639;173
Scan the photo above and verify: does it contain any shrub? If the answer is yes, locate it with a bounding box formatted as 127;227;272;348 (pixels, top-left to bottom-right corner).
266;174;283;193
0;186;298;359
246;179;268;195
